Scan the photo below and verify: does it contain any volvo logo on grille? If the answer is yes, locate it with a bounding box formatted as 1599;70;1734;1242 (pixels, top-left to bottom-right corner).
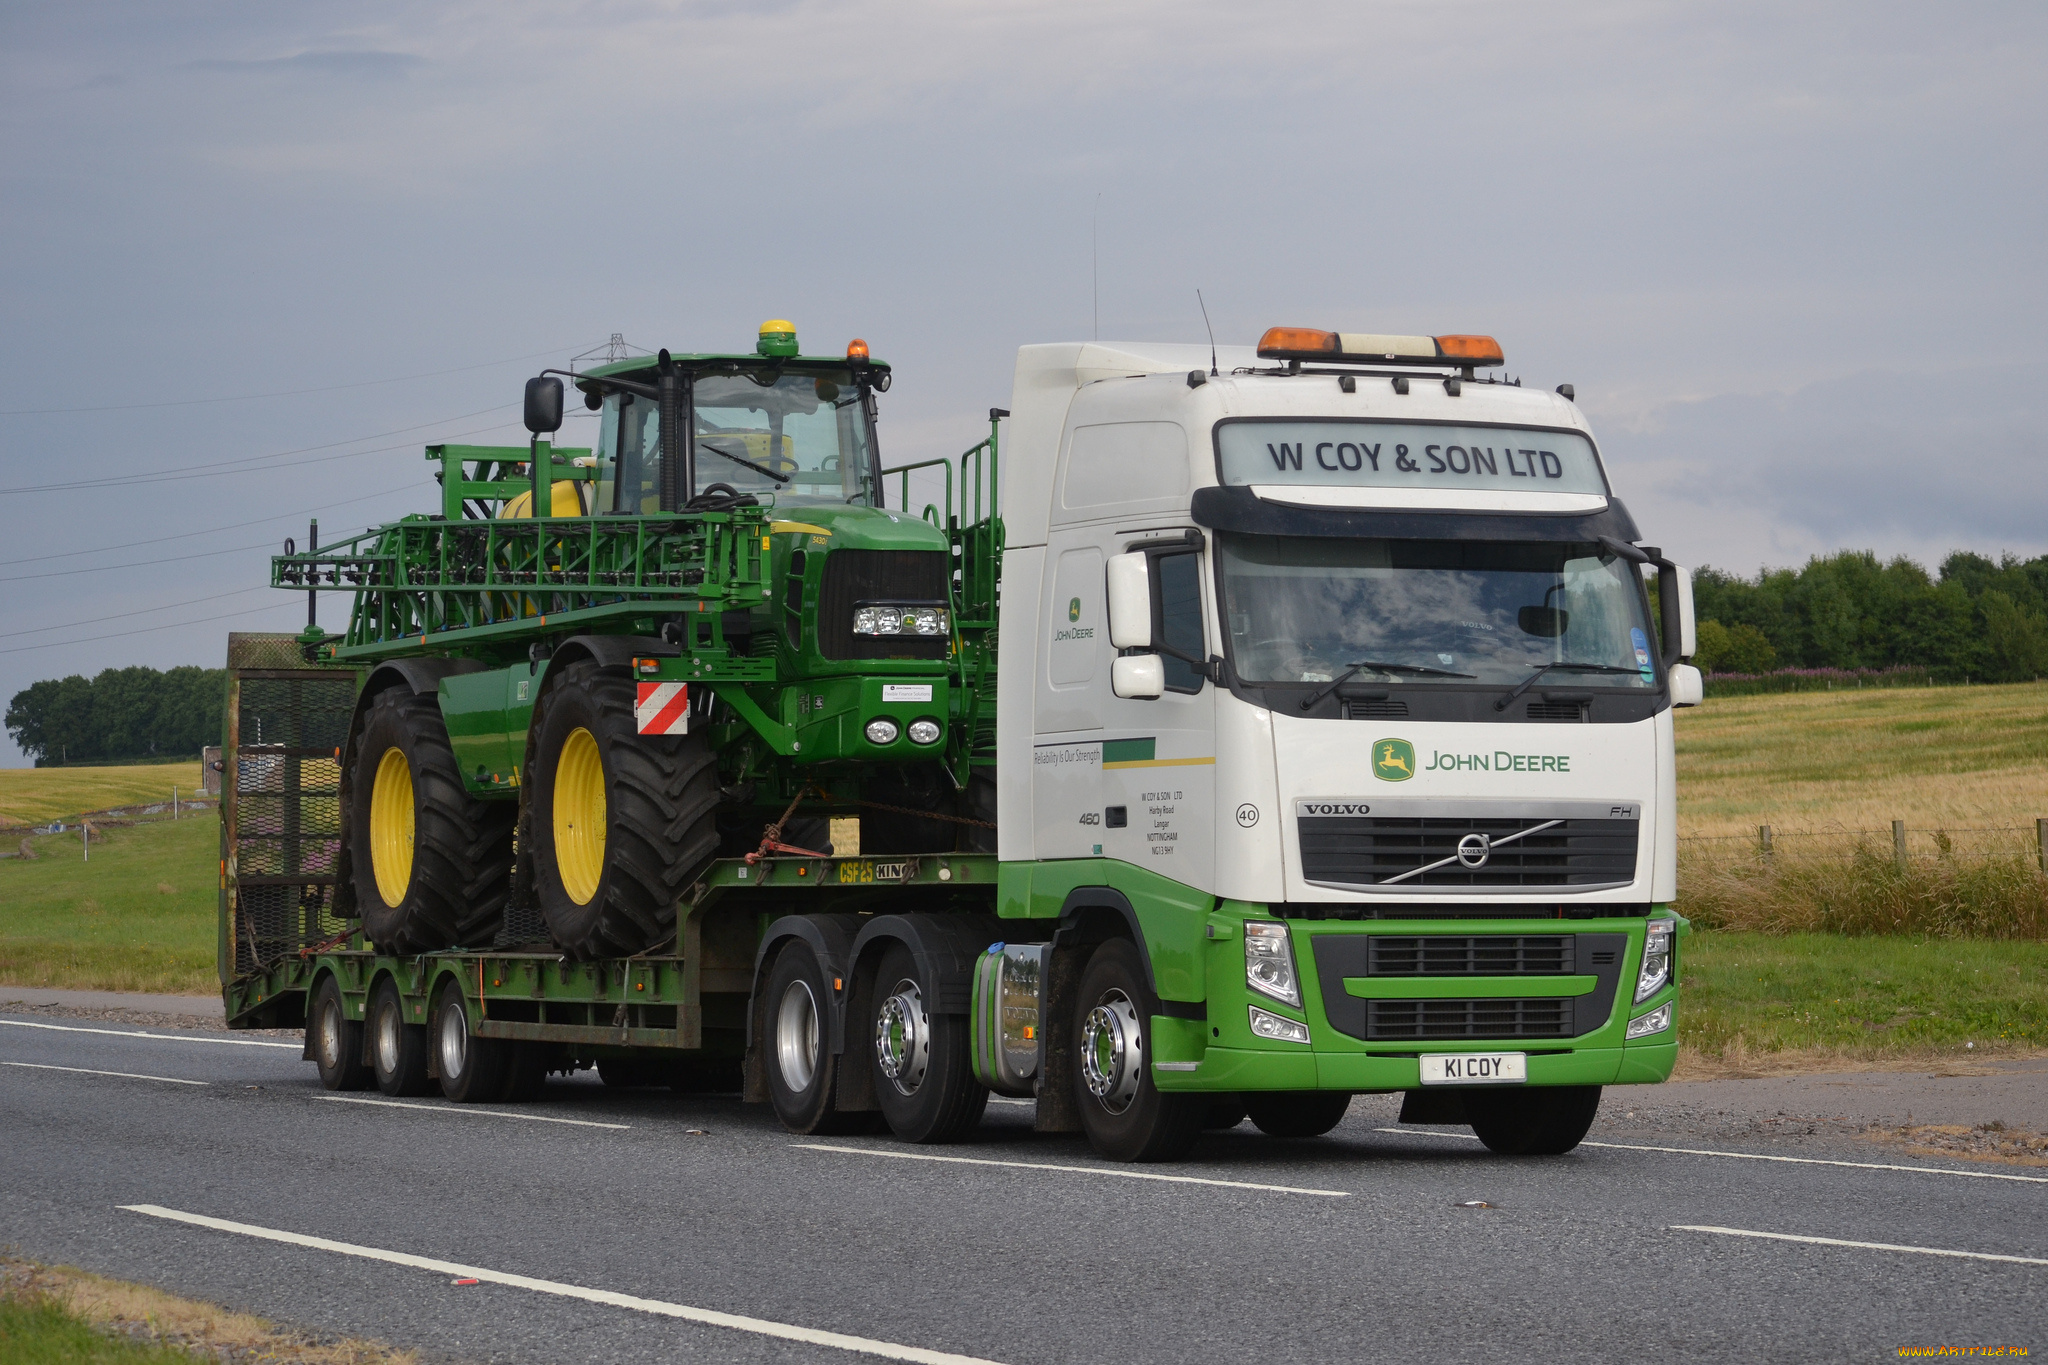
1456;833;1491;868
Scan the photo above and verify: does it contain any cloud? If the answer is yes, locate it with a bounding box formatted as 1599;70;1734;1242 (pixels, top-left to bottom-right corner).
185;50;425;80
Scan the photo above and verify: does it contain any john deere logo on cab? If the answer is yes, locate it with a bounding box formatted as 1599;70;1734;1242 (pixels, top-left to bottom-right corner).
1372;738;1416;782
1068;597;1082;622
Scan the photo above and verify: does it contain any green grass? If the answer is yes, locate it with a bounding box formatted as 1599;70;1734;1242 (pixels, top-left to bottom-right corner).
0;764;206;828
1679;929;2048;1062
0;1295;204;1364
0;812;218;994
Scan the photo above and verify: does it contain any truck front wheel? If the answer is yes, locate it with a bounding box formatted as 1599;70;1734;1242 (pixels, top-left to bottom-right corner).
1245;1092;1351;1138
1071;939;1203;1162
530;662;719;959
1468;1085;1602;1155
869;944;987;1143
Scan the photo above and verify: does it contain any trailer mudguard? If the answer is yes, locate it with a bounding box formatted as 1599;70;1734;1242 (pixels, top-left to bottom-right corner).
748;913;865;1055
849;913;1001;1017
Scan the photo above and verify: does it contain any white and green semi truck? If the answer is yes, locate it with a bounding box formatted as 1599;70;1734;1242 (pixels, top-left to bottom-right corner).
227;321;1697;1162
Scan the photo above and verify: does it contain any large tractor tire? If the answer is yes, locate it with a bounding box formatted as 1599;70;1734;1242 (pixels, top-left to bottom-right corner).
349;687;515;954
530;661;719;959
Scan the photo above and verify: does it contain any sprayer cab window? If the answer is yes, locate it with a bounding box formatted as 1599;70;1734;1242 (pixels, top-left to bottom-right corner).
596;370;877;514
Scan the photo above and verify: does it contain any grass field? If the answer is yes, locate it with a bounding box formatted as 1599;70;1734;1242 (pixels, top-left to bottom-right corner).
0;764;206;828
0;813;218;995
1677;930;2047;1069
1674;679;2048;837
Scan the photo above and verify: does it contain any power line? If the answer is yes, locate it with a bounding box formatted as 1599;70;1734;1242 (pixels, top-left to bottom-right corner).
0;587;273;640
0;486;418;568
0;343;578;417
0;601;298;656
0;405;514;495
1;537;303;583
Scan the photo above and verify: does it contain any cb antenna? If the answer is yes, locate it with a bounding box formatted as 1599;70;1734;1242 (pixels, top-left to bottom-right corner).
1197;289;1218;376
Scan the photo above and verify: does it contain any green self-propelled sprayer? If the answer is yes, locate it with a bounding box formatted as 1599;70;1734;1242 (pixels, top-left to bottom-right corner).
268;322;1001;961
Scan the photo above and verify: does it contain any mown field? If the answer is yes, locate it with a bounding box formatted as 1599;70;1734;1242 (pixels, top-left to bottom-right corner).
0;762;206;828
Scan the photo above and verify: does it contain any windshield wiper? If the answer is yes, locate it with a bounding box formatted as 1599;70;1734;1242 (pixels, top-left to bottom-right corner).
699;442;791;484
1300;659;1475;711
1495;661;1646;711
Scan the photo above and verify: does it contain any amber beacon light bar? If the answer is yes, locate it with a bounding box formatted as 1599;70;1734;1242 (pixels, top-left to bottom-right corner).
1256;328;1506;368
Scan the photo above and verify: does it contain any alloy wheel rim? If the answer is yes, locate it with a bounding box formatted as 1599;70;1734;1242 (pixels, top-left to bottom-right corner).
375;1002;399;1074
368;747;415;907
552;727;607;905
873;979;929;1097
1080;989;1143;1114
776;980;820;1093
438;1002;467;1080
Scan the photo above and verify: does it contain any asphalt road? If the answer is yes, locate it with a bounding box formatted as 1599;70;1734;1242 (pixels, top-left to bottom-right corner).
2;1009;2042;1364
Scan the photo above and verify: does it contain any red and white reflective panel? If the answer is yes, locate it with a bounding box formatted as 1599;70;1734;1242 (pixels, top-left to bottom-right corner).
635;682;689;735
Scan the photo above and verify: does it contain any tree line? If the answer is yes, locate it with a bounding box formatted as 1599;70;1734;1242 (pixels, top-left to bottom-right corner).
1686;550;2048;681
5;666;226;765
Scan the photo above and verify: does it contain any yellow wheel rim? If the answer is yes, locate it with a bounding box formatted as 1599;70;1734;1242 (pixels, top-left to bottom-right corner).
552;727;606;905
368;747;415;906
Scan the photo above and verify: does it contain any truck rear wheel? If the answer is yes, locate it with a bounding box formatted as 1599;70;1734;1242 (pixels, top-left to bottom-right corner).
309;976;369;1091
350;686;515;954
369;979;433;1097
1071;939;1203;1162
531;662;719;959
1245;1092;1351;1138
434;987;509;1103
869;944;987;1143
1468;1086;1602;1155
762;941;868;1135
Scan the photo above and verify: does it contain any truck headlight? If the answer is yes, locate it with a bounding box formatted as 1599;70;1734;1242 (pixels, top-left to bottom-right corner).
907;718;941;745
1625;1002;1672;1039
864;718;900;744
1243;921;1301;1008
1249;1005;1310;1044
1634;919;1674;1003
853;604;950;636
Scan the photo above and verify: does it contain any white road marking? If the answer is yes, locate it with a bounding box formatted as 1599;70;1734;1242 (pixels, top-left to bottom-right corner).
316;1095;629;1130
1673;1224;2048;1267
1372;1127;2048;1185
3;1060;208;1086
121;1204;1006;1365
0;1019;300;1049
796;1143;1350;1197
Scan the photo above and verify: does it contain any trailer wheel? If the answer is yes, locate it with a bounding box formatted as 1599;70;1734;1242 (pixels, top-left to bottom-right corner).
309;976;369;1091
433;987;509;1103
369;979;433;1097
350;686;515;954
761;940;868;1135
1071;939;1203;1162
869;944;988;1143
1468;1086;1602;1156
1245;1092;1351;1138
531;662;719;958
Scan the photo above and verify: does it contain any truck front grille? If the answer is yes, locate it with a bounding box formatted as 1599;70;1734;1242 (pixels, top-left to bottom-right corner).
1298;814;1638;889
1365;998;1573;1040
1368;935;1573;975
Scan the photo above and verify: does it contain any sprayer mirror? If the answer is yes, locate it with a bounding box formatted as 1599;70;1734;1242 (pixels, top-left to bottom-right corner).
524;377;564;435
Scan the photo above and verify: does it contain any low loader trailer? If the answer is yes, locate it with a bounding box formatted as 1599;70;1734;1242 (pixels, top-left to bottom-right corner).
224;320;1699;1161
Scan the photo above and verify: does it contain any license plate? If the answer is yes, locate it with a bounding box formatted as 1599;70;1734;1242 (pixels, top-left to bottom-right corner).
1419;1052;1526;1085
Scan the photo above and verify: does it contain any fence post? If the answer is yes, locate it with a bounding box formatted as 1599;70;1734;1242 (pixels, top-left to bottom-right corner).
1758;824;1774;866
1892;819;1908;872
2037;818;2047;875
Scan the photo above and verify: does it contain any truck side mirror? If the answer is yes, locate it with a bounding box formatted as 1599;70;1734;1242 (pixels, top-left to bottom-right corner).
1112;653;1165;699
1656;563;1696;664
524;376;564;435
1670;662;1703;707
1106;552;1152;649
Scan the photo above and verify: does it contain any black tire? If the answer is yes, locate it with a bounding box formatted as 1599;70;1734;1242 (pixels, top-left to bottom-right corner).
869;944;988;1143
1468;1086;1603;1155
369;979;434;1097
530;661;719;959
1245;1091;1351;1138
1071;939;1204;1162
433;986;510;1103
1202;1098;1249;1130
308;976;370;1091
501;1044;549;1102
349;686;515;953
761;940;868;1135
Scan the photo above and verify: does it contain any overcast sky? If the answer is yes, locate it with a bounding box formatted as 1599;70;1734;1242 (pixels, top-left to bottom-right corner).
2;1;2043;763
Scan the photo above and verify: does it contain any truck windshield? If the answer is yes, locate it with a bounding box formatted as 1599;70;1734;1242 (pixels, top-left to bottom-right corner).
1216;534;1658;689
601;370;876;512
